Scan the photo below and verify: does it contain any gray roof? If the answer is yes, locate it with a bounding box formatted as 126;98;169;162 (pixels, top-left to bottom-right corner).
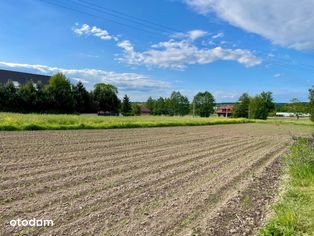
0;69;51;85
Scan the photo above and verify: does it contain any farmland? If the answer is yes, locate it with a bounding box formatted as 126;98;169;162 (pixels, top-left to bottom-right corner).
0;123;312;235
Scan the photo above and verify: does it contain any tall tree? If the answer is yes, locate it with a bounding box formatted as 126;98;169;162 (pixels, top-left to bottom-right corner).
3;80;17;111
93;83;120;113
169;91;190;116
154;97;166;115
192;91;215;117
16;80;37;112
34;81;48;113
233;93;250;118
248;96;267;119
260;91;275;113
132;104;141;116
121;94;132;116
45;73;74;113
0;83;5;111
248;91;274;120
72;81;90;113
146;96;155;114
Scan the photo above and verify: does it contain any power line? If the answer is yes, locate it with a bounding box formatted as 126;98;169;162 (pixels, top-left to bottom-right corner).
72;0;183;34
40;0;169;37
39;0;314;73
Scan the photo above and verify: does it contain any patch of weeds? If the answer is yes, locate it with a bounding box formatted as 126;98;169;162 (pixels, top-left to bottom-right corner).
181;213;199;227
259;138;314;235
241;192;252;209
191;226;203;236
120;218;129;225
181;218;191;227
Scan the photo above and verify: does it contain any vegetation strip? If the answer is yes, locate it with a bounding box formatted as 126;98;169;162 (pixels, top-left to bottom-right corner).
1;112;314;132
259;138;314;235
0;112;252;131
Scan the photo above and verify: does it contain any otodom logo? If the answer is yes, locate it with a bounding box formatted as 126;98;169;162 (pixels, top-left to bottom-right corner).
10;218;54;227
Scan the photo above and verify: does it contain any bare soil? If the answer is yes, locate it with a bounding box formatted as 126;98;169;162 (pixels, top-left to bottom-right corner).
0;124;311;235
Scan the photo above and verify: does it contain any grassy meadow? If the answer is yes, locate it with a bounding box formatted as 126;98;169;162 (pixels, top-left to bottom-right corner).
260;138;314;235
0;112;312;131
0;112;252;131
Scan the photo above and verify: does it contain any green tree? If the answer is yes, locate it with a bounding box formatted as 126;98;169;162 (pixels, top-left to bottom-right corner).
288;98;309;114
45;73;74;113
260;91;275;114
249;91;274;119
3;80;17;111
132;104;141;116
93;83;120;113
16;80;37;112
309;86;314;121
192;91;215;117
248;96;267;119
121;94;132;116
146;96;155;114
73;81;90;113
34;81;48;112
154;97;166;115
169;91;190;116
0;83;5;111
233;93;250;118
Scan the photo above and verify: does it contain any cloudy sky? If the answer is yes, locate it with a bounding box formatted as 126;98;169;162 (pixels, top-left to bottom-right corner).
0;0;314;102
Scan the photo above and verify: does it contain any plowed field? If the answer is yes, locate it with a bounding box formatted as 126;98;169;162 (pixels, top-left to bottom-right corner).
0;124;311;235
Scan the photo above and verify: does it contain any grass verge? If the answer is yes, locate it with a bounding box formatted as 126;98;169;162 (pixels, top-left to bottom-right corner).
259;138;314;236
0;112;251;131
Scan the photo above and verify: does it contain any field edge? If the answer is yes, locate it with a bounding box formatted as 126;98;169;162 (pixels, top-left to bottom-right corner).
259;138;314;235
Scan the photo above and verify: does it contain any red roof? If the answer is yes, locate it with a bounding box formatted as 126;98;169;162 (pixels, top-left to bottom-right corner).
216;105;234;114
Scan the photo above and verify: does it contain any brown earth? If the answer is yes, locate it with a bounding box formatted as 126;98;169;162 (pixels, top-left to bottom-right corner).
0;123;312;236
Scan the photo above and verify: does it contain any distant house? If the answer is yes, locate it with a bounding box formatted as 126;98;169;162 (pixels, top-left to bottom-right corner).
216;104;234;117
0;69;50;85
140;106;151;115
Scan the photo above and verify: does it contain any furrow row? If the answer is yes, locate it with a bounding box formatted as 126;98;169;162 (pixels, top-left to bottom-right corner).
41;140;272;236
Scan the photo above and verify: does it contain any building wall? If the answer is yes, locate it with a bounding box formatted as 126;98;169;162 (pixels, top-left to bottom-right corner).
0;69;50;85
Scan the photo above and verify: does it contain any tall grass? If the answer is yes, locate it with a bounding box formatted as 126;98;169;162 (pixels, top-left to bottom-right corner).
260;138;314;235
0;112;251;131
0;112;313;131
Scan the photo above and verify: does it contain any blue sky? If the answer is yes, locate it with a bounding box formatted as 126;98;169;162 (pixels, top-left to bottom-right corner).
0;0;314;102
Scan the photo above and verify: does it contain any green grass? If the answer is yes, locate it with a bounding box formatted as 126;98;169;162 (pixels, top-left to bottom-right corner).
0;112;313;131
259;138;314;236
0;112;252;131
255;117;313;127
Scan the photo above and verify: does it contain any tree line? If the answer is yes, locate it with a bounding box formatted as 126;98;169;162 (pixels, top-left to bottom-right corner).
232;92;275;119
1;72;314;120
0;73;132;115
145;91;215;117
233;90;314;120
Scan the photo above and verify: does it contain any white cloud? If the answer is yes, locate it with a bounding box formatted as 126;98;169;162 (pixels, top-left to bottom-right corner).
273;73;282;78
0;61;170;91
71;24;260;70
73;23;117;41
212;32;224;39
172;29;208;41
183;0;314;50
188;30;208;40
117;38;261;70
